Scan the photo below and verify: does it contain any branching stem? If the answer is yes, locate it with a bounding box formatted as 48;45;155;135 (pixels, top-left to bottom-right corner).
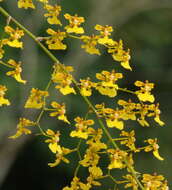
0;6;145;190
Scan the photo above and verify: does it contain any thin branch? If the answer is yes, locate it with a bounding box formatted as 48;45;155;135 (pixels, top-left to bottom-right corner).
0;6;146;189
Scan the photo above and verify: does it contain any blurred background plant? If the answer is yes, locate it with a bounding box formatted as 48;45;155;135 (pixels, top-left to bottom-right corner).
0;0;172;189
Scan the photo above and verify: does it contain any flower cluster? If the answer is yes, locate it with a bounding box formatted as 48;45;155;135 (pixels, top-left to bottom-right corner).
135;80;155;102
3;26;24;48
95;70;123;97
0;1;169;190
25;88;49;109
81;35;101;55
68;129;107;189
70;117;94;139
5;59;26;84
18;0;35;9
44;4;62;25
48;101;70;124
64;14;85;34
46;29;67;50
45;129;74;167
0;85;10;106
51;64;76;95
9;118;35;139
142;173;168;190
95;99;164;131
0;25;24;60
95;24;114;45
108;40;131;70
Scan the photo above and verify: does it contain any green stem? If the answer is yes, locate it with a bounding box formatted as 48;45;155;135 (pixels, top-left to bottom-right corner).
44;78;52;91
107;171;120;184
0;60;14;68
68;34;81;40
118;87;136;95
0;6;144;190
36;108;45;124
76;139;82;161
37;123;46;136
113;137;128;141
44;108;56;111
0;6;59;64
36;80;52;125
74;139;82;176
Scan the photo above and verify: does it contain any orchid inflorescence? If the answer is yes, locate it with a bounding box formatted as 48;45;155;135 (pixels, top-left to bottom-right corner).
0;0;169;189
